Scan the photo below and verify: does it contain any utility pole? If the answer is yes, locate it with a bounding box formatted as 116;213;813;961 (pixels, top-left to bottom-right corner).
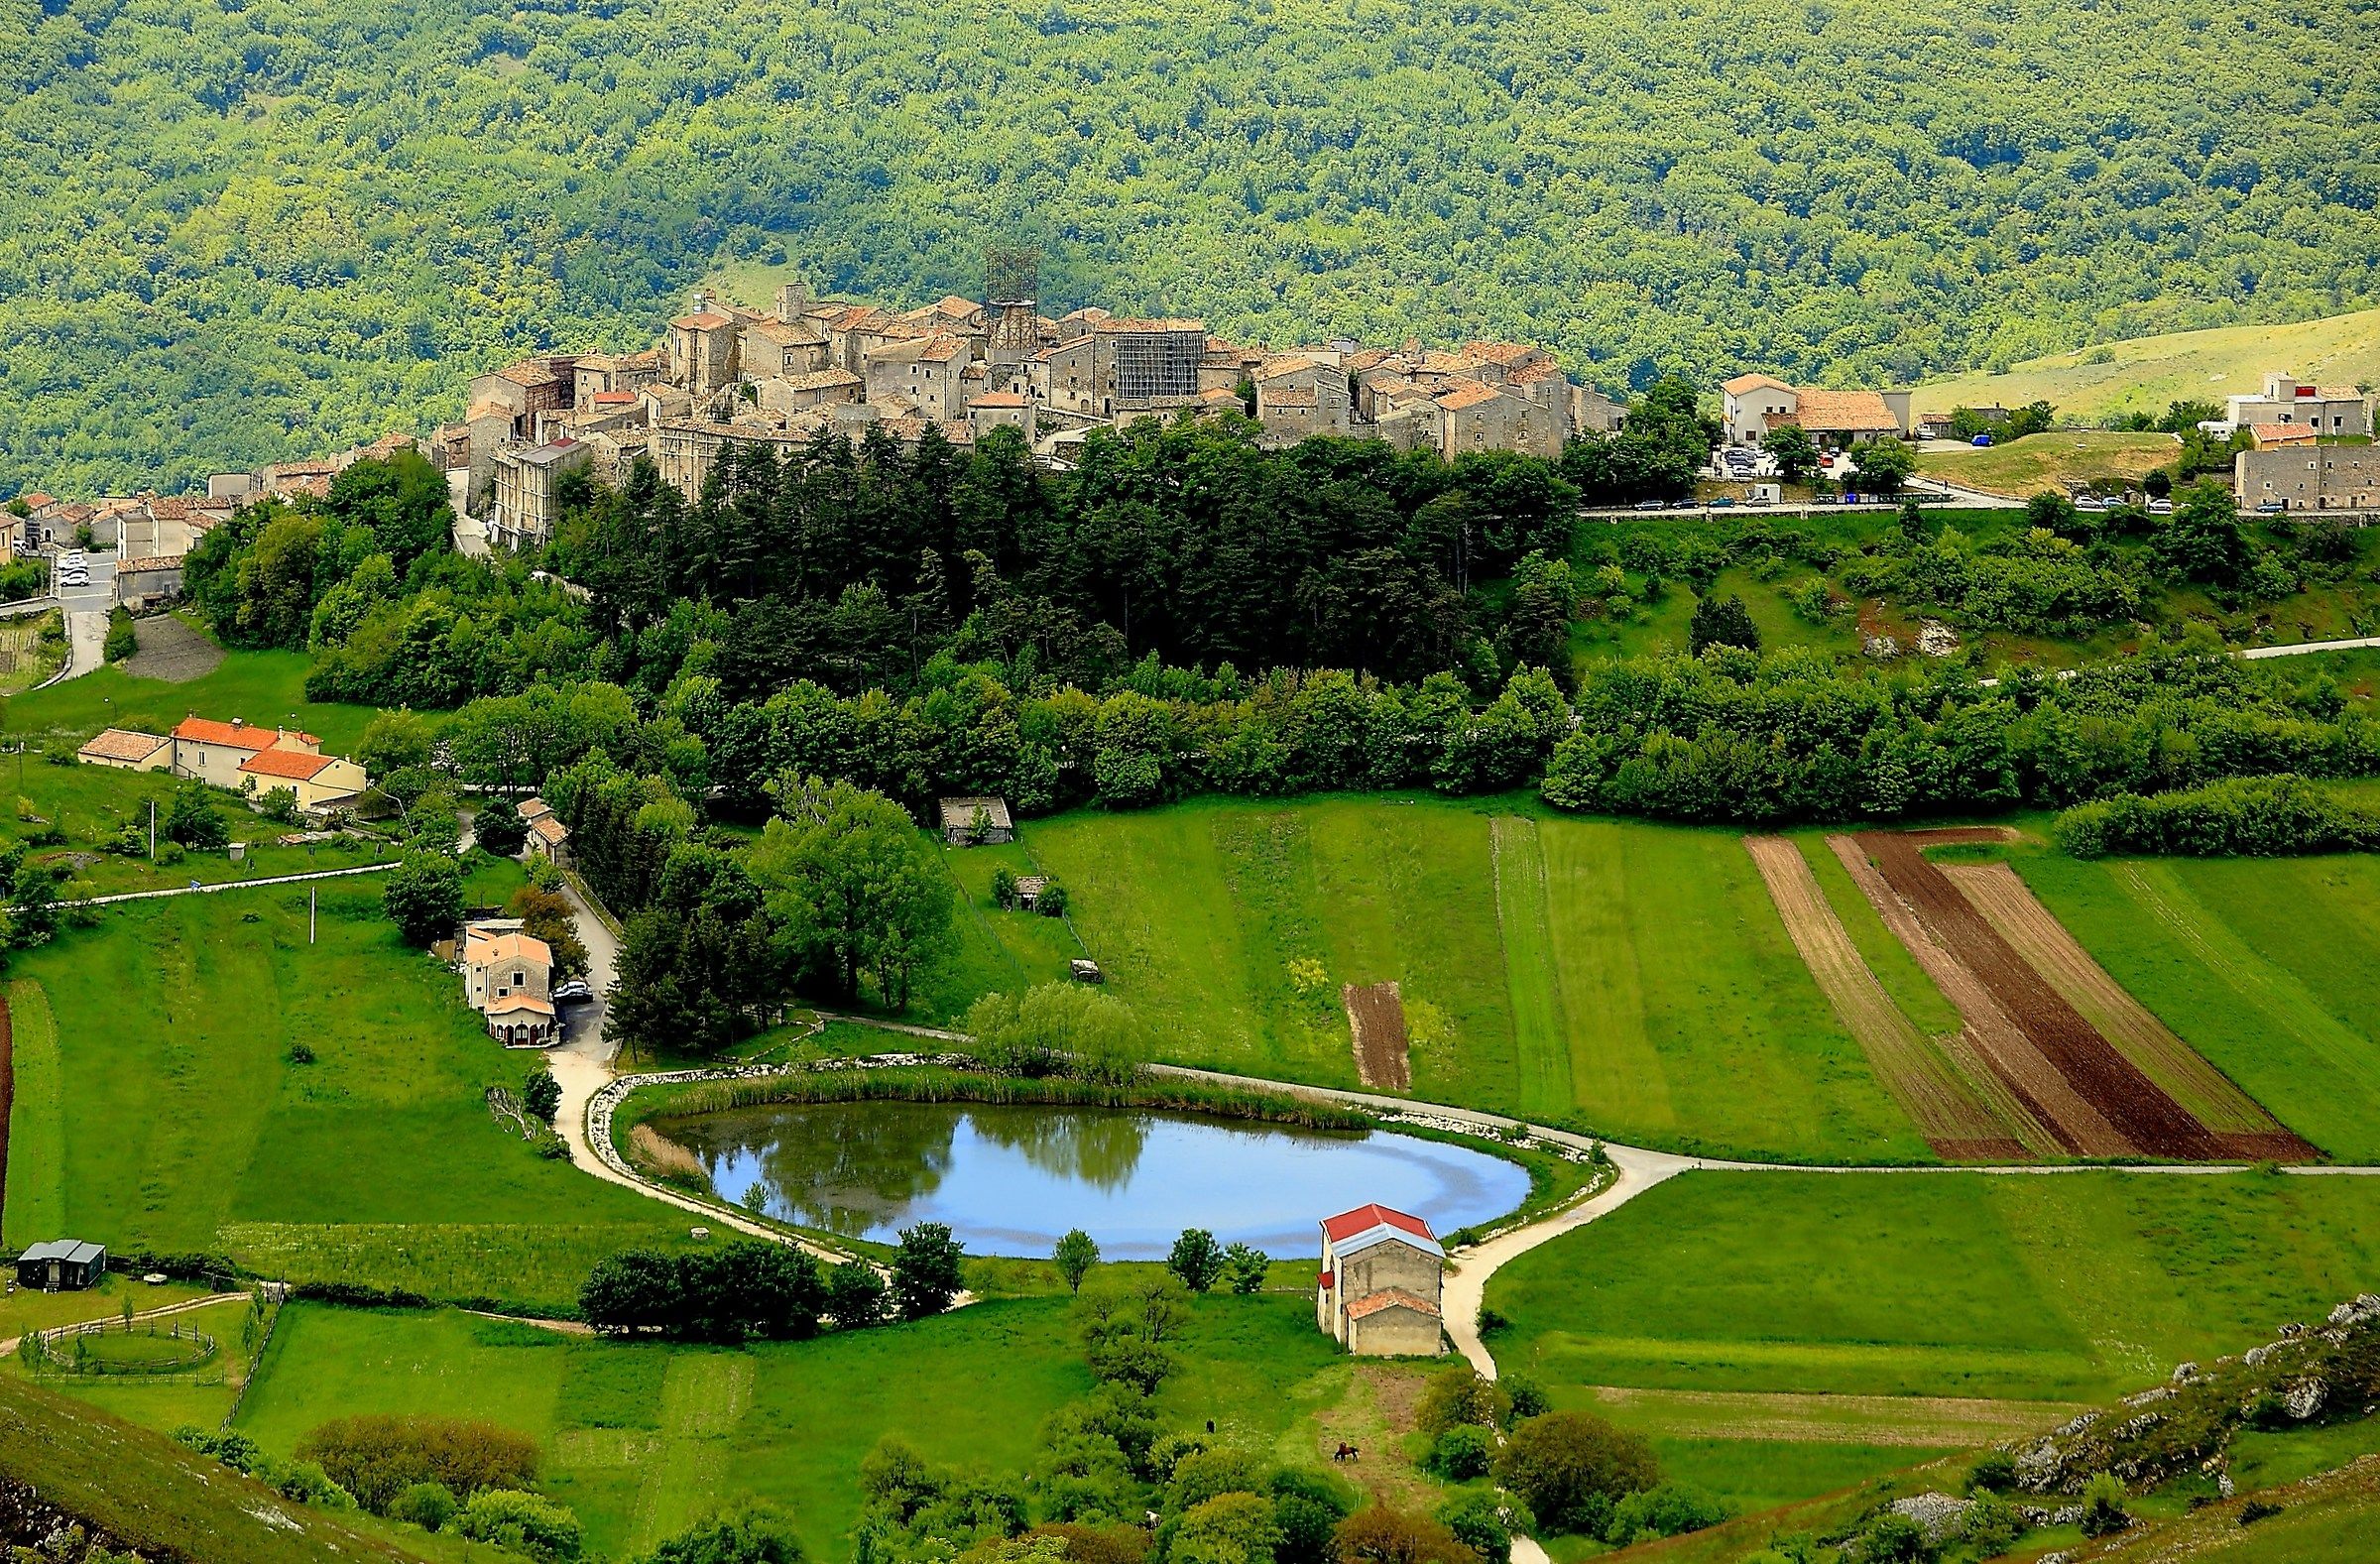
149;799;156;861
309;888;316;946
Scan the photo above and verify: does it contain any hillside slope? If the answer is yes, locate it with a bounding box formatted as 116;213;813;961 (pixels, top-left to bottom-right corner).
0;1375;433;1562
1916;307;2380;421
6;0;2380;492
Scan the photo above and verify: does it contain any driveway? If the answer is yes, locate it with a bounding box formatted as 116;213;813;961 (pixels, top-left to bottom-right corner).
55;556;115;681
545;874;624;1181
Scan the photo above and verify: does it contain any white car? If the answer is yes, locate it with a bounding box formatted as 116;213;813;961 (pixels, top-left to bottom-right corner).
59;571;89;587
2147;498;2175;515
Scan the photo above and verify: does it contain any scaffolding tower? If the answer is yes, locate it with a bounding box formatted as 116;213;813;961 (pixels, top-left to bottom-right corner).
985;246;1041;364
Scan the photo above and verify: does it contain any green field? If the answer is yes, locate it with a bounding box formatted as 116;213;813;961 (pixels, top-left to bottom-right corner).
1022;795;1929;1163
6;645;385;755
0;858;692;1310
2017;853;2380;1162
1915;306;2380;423
1487;1169;2380;1520
234;1294;1369;1563
1914;429;2180;498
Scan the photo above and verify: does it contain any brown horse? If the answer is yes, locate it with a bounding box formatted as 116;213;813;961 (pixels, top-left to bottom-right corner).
1332;1443;1360;1463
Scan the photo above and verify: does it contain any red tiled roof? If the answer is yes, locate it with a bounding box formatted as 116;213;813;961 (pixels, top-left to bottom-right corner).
1321;1204;1435;1243
1787;389;1901;433
173;717;280;751
672;312;733;331
239;749;337;782
1724;373;1794;396
2249;423;2319;446
78;728;171;763
1435;382;1504;412
970;392;1028;409
22;493;55;509
1346;1288;1442;1322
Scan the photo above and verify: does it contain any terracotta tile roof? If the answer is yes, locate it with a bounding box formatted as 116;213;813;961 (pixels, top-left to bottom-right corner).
21;493;54;509
149;496;197;520
592;391;639;406
1322;1204;1436;1243
1092;317;1206;334
172;716;282;751
1345;1287;1442;1322
916;334;970;364
743;318;821;347
1506;361;1566;385
969;392;1029;409
487;993;555;1017
78;728;171;763
2249;423;2319;446
239;748;338;782
1786;389;1901;433
930;295;981;318
518;797;552;821
1435;382;1504;412
781;369;862;392
1262;388;1320;410
671;311;734;331
2315;386;2362;402
119;556;181;573
529;815;570;846
498;359;573;389
1461;341;1541;366
1724;373;1795;396
467;928;553;967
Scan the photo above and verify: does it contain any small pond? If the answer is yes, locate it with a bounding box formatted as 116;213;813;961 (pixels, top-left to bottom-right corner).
654;1099;1531;1259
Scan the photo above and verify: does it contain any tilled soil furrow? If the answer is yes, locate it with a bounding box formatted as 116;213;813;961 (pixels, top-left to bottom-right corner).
1344;981;1411;1091
1856;832;2230;1160
1944;862;2312;1154
1828;836;2098;1157
1743;836;2020;1155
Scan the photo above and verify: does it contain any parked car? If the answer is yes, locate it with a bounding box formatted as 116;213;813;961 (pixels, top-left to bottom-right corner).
1708;496;1737;508
2254;499;2288;514
552;979;595;1003
59;571;88;587
1632;499;1665;511
2147;498;2175;515
2076;496;2108;512
1971;434;1993;447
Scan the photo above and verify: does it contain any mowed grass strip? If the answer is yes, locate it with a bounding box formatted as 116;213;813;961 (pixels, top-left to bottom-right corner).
1;980;64;1249
1945;863;2282;1138
1576;1384;2087;1448
1742;837;2010;1155
1488;1169;2380;1406
1488;817;1573;1116
2018;855;2380;1161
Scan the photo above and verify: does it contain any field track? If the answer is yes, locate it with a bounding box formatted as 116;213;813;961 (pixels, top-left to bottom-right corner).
1343;981;1411;1090
1848;832;2315;1161
1742;837;2024;1160
1579;1384;2089;1448
1946;863;2304;1151
0;987;11;1231
1827;837;2103;1156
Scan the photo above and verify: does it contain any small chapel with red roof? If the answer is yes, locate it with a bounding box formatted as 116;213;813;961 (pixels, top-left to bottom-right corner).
1315;1203;1445;1356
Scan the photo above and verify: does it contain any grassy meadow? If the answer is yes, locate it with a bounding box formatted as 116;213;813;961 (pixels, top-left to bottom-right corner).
1913;305;2380;423
4;644;384;754
1912;429;2180;497
1012;795;1930;1163
1486;1168;2380;1522
2017;853;2380;1162
232;1293;1386;1563
0;859;693;1310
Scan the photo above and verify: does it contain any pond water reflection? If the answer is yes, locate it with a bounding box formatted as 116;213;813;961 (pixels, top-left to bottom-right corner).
656;1099;1531;1259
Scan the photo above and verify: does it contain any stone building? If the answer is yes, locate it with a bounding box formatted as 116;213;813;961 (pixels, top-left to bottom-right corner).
2235;444;2380;511
1722;375;1913;447
491;436;592;549
1316;1203;1445;1357
461;922;557;1047
2224;372;2370;438
666;297;741;398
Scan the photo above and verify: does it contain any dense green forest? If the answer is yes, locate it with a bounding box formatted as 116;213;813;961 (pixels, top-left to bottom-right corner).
6;0;2380;495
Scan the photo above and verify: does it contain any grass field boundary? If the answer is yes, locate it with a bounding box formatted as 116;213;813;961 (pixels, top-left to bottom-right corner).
1;980;63;1248
1577;1383;2089;1447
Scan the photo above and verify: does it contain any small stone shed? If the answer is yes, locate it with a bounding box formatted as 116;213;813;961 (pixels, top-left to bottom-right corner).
16;1240;107;1291
938;796;1014;846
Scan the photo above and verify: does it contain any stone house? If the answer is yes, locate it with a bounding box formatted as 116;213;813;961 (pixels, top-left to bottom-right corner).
1253;354;1354;445
573;349;666;408
76;728;173;772
666;301;741;398
462;922;557;1047
1091;318;1208;416
740;316;832;382
2224;372;2370;437
1437;381;1556;460
2235;444;2380;511
1722;375;1913;447
165;716;367;810
967;391;1038;443
1316;1203;1445;1357
519;796;570;861
758;369;865;419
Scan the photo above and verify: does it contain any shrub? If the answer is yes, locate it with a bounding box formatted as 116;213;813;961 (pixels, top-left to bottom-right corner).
1037;883;1069;917
383;851;465;944
2239;1498;2282;1525
1427;1425;1493;1482
475;796;530;856
2079;1472;2131;1537
1499;1374;1549;1422
1432;1492;1513;1564
1173;1492;1280;1564
296;1415;538;1513
1416;1367;1509;1439
580;1244;827;1343
258;785;299;823
288;1040;316;1065
1601;1484;1728;1546
642;1500;806;1563
1221;1242;1267;1294
388;1481;460;1531
1494;1411;1658;1535
522;1069;562;1125
1334;1506;1475;1564
103;607;137;662
1964;1450;2016;1493
2054;774;2380;858
1954;1492;2023;1552
1851;1513;1934;1563
164;780;228;849
824;1262;890;1330
991;867;1018;908
456;1488;584;1562
961;983;1147;1084
265;1457;358;1509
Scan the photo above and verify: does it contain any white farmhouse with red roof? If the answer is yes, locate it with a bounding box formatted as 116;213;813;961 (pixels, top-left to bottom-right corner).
168;716;368;811
1316;1202;1446;1357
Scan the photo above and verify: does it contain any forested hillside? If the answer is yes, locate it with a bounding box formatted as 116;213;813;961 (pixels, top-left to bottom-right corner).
6;0;2379;494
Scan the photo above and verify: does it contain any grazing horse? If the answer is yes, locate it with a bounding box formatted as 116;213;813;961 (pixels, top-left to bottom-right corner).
1332;1443;1360;1463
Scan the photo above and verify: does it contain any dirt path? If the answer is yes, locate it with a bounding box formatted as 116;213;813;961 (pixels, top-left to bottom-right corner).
0;1288;251;1357
1344;982;1411;1091
0;985;11;1236
1577;1384;2089;1447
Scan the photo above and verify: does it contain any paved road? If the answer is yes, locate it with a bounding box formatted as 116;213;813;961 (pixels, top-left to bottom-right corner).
66;861;397;907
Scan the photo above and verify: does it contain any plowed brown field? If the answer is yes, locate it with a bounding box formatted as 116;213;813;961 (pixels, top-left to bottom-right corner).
1827;836;2101;1157
1743;836;2025;1159
1846;832;2314;1161
1343;981;1410;1090
1945;862;2313;1160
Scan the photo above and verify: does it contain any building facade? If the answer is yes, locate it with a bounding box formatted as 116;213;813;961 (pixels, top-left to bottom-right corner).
1316;1203;1445;1357
2235;444;2380;511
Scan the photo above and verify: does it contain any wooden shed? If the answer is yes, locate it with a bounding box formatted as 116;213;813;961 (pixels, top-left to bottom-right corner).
16;1240;108;1291
937;796;1014;846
